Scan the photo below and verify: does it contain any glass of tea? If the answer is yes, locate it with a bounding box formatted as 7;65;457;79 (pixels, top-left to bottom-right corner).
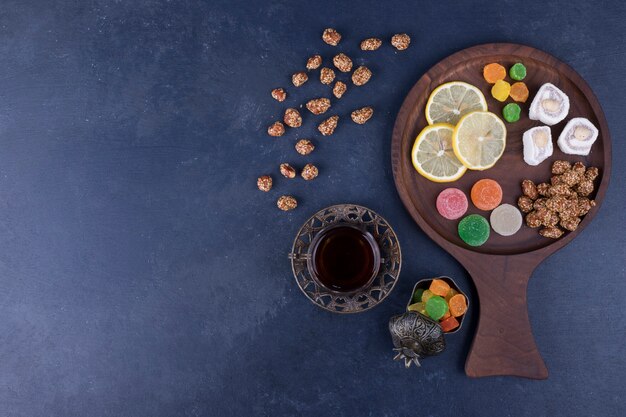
305;223;381;293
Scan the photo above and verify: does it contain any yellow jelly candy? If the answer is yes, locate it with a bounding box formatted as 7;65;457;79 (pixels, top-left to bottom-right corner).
421;289;434;303
491;80;511;102
408;302;426;314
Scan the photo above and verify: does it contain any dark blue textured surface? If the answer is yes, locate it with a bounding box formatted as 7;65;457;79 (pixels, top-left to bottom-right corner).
0;1;625;416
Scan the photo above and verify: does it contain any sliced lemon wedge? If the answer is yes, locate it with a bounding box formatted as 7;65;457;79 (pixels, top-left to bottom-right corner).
452;111;506;170
412;124;467;182
425;81;488;125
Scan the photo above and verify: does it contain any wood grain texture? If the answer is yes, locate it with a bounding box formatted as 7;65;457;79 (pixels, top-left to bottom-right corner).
391;43;612;379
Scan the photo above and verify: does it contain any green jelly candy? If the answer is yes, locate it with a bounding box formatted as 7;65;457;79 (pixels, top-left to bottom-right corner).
509;63;526;81
502;103;521;123
411;288;425;304
425;296;449;320
458;214;490;246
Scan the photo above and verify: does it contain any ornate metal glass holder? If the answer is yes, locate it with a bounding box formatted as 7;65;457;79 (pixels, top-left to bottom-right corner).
289;204;401;314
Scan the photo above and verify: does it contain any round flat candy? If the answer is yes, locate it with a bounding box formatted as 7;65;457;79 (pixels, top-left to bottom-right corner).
471;179;503;211
436;188;468;220
458;214;490;246
425;295;449;320
490;203;523;236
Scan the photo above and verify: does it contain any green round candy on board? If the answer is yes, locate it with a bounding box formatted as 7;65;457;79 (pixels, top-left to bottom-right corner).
509;63;526;80
458;214;490;246
425;296;449;320
502;103;521;123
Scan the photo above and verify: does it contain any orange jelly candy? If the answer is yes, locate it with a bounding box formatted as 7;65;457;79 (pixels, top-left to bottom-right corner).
440;316;460;332
471;179;503;211
449;294;468;317
429;279;451;297
440;309;451;320
483;63;506;84
510;82;529;103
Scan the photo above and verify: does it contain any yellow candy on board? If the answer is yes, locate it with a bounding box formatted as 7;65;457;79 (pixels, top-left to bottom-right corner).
491;80;511;102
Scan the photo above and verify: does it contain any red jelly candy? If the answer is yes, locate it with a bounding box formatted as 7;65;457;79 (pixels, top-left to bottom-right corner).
436;188;468;220
440;316;460;332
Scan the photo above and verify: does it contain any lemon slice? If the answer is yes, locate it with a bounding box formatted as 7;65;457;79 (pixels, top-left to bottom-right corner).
452;111;506;170
425;81;488;125
412;124;467;182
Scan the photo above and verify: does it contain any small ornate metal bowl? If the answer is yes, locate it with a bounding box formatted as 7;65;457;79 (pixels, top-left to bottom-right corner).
407;276;469;334
288;204;401;314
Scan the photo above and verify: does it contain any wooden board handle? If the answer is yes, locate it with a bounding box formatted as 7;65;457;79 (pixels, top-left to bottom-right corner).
464;256;548;379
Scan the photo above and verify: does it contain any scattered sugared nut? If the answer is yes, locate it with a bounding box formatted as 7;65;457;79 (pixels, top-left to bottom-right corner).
320;67;336;85
577;197;596;216
544;210;560;227
560;217;581;232
352;66;372;86
271;88;286;102
292;71;308;87
333;53;353;72
391;33;411;50
561;196;580;220
546;195;568;212
318;115;339;136
576;179;594;196
283;108;302;128
257;175;272;192
267;121;285;137
295;139;315;155
333;81;347;99
560;169;582;186
537;183;551;196
306;98;331;115
534;208;553;226
360;37;382;51
585;167;599;181
351;106;374;124
301;163;319;181
533;198;547;210
280;163;296;179
522;179;539;199
517;196;534;213
548;183;573;197
277;195;297;211
322;28;341;46
539;227;564;239
572;161;586;175
551;175;564;186
552;160;571;175
525;211;542;228
306;54;322;70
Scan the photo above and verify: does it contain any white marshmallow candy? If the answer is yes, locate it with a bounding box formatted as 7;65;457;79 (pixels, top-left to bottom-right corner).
557;117;598;156
523;126;553;166
528;83;570;125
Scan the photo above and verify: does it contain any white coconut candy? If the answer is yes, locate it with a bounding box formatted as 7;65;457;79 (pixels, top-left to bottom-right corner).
528;83;570;125
523;126;553;166
557;117;598;156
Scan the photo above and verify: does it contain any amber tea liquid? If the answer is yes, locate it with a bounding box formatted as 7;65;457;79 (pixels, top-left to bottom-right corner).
311;225;379;292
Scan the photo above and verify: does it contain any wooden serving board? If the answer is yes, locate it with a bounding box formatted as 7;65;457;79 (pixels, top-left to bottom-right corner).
391;44;611;379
